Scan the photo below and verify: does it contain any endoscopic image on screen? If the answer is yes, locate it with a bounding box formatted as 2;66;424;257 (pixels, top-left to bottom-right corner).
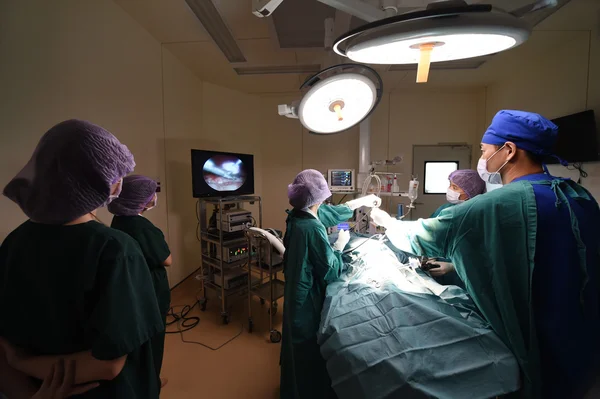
202;155;247;191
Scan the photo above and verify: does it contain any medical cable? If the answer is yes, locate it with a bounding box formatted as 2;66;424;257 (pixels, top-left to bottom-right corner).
166;302;200;333
337;194;348;205
361;173;382;196
398;205;414;220
343;233;385;254
166;291;243;351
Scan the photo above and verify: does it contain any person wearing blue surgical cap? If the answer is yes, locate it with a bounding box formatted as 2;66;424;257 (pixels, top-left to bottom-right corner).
0;120;163;399
371;110;600;398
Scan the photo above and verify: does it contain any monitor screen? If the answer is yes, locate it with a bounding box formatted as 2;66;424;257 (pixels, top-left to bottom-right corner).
330;170;353;187
191;149;255;198
548;110;599;164
424;161;458;194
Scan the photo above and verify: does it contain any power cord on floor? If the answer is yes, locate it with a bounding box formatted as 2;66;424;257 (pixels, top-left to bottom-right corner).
166;302;200;333
165;292;244;351
178;322;244;351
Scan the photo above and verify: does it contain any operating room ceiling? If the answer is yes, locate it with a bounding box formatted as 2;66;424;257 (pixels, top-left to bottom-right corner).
113;0;597;94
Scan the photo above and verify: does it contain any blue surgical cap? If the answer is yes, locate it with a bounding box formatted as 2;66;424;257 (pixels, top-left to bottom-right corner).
3;119;135;224
482;110;559;156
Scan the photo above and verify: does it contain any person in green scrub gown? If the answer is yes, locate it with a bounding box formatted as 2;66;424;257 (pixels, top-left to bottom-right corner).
0;120;163;399
425;169;485;287
108;175;171;389
281;169;380;399
371;110;600;398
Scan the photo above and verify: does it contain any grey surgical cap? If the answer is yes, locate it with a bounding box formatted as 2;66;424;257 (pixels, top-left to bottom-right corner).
108;175;157;216
3;119;135;224
288;169;332;209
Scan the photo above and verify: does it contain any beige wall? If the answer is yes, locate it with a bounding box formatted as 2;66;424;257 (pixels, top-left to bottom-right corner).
162;54;263;284
258;88;485;230
485;19;600;198
0;0;262;287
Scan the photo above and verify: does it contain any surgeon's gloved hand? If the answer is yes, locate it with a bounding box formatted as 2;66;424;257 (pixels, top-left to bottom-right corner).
423;260;455;276
333;229;350;252
370;208;394;228
346;194;382;210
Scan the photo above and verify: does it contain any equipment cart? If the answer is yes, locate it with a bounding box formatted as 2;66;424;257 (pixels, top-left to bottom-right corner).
198;196;262;324
245;228;285;343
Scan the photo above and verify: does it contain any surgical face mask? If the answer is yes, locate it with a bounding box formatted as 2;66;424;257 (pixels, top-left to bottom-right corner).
106;178;123;205
446;188;464;204
477;145;509;185
145;195;157;212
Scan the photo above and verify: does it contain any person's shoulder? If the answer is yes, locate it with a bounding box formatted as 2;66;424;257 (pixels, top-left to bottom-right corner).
288;214;325;232
432;203;454;216
111;214;147;227
448;183;528;216
90;223;144;258
1;221;31;247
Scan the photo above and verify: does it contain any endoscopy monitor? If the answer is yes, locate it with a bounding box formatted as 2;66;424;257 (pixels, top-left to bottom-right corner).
191;149;254;198
547;110;599;164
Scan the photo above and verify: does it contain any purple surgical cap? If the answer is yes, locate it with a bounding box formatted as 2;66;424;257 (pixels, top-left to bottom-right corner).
3;119;135;224
482;110;559;156
108;175;157;216
449;169;486;199
288;169;331;209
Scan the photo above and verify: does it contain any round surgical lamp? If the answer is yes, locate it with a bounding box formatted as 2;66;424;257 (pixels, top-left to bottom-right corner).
297;64;383;135
333;2;531;83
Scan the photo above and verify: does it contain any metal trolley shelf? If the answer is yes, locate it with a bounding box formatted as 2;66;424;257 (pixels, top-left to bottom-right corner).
245;229;285;343
198;196;262;325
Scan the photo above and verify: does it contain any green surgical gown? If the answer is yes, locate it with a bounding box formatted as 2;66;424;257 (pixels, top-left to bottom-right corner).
428;203;465;288
430;202;455;218
385;182;542;397
111;215;171;381
280;204;353;399
0;221;163;399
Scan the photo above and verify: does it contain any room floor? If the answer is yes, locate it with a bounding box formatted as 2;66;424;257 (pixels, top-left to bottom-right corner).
160;275;283;399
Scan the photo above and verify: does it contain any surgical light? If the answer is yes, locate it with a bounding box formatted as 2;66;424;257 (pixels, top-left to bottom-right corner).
333;2;531;83
299;73;377;134
278;64;383;135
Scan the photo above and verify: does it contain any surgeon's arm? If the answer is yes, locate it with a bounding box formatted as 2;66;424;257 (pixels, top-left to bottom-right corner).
309;227;344;285
372;209;452;259
317;204;354;228
6;349;126;384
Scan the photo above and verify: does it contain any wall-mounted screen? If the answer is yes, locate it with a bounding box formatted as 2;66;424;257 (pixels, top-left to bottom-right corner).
548;110;599;164
424;161;458;194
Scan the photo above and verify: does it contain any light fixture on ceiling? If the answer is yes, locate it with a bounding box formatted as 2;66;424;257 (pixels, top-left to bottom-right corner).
278;64;383;135
333;1;536;83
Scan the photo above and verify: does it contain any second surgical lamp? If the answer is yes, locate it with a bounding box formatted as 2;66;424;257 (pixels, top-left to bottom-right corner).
278;64;383;135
